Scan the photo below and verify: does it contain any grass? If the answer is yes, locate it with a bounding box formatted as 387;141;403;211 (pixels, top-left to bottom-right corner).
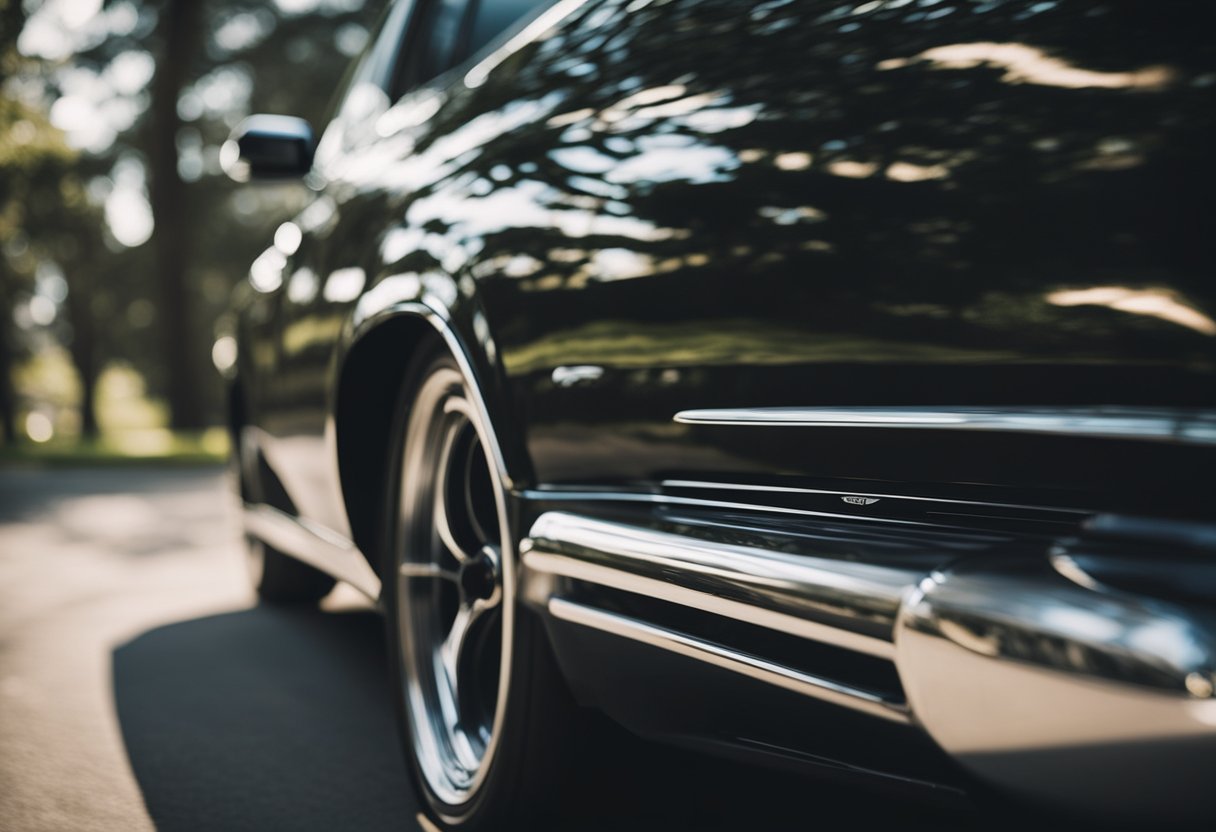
0;428;230;467
8;355;232;466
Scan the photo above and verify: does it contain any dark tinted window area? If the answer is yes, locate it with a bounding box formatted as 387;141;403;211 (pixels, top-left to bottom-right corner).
415;0;470;83
392;0;546;97
465;0;545;58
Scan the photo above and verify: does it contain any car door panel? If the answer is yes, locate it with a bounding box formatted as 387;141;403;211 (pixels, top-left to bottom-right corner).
449;0;1216;516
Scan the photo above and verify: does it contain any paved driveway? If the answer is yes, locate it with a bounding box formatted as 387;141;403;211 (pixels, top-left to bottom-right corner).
0;466;420;832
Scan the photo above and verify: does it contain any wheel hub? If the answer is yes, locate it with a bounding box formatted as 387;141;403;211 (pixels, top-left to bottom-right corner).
460;552;498;601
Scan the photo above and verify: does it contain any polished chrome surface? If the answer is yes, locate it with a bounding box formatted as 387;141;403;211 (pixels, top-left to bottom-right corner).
523;488;1000;532
674;407;1216;445
660;479;1087;516
396;366;512;808
525;511;920;657
548;597;910;724
242;502;381;599
896;556;1216;816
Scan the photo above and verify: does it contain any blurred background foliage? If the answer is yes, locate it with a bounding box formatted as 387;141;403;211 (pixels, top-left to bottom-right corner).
0;0;378;460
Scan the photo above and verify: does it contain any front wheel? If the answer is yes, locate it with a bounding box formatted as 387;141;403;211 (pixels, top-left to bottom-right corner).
384;348;575;830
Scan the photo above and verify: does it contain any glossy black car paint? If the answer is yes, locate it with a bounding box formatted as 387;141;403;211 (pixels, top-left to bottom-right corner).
226;0;1216;811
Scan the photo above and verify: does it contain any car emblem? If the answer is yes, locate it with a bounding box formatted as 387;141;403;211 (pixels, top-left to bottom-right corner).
841;496;879;506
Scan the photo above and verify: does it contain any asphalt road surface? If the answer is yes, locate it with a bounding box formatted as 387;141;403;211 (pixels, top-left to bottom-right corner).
0;466;971;831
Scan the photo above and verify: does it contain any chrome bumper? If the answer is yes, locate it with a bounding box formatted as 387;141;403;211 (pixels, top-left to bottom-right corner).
899;552;1216;817
524;510;1216;817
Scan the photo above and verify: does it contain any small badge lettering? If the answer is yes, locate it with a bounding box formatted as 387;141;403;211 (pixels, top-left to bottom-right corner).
841;496;879;506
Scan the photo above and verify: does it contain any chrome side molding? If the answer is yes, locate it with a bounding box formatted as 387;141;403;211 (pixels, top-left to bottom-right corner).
548;598;910;724
243;502;382;600
524;511;917;658
673;406;1216;445
897;556;1216;818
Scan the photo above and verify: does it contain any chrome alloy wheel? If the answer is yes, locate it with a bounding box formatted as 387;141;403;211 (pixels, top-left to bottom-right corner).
396;365;512;809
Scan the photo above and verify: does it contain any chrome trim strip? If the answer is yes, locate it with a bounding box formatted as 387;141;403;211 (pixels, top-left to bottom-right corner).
243;502;381;600
659;479;1088;516
548;598;910;724
673;406;1216;445
519;489;995;534
525;511;919;656
526;550;895;659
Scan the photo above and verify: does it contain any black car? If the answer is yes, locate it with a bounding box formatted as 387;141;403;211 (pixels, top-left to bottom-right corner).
218;0;1216;827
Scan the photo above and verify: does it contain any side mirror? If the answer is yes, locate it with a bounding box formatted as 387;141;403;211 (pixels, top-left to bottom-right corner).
221;114;314;182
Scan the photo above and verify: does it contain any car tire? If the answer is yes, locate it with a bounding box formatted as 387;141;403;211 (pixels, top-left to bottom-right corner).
384;345;576;830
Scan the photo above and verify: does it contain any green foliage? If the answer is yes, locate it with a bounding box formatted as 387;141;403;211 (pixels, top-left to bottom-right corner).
0;14;105;443
2;0;381;450
0;429;229;466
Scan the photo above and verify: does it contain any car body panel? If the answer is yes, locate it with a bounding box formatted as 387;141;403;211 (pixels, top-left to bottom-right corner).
256;0;1213;526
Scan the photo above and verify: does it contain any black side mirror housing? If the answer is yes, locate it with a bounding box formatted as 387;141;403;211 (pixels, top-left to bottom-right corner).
222;114;314;181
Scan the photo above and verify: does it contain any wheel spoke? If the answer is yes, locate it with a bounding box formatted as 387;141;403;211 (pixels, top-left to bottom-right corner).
461;434;496;547
432;648;481;774
398;562;458;581
433;496;474;563
433;418;476;563
440;603;477;691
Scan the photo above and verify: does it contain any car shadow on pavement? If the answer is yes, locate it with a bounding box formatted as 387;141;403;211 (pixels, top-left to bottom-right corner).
109;604;794;832
112;606;419;832
112;604;966;831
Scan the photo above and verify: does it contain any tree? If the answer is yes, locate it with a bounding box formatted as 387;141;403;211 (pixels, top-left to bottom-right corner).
148;0;206;429
0;0;30;443
1;0;109;441
8;0;379;436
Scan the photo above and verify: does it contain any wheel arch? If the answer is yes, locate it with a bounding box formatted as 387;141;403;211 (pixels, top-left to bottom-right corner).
332;301;530;577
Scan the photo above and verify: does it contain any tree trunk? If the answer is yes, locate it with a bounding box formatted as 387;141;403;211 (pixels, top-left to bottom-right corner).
78;369;98;439
65;271;100;440
0;295;17;445
148;0;207;430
